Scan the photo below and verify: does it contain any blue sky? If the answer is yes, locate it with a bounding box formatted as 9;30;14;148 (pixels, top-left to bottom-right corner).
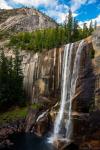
0;0;100;26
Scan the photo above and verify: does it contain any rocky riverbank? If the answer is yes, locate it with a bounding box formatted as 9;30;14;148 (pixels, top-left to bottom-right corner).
0;119;25;149
1;109;100;150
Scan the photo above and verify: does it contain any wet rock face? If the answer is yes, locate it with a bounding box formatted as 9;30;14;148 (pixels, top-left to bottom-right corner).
22;47;64;103
92;27;100;109
25;108;38;133
92;27;100;52
34;111;52;136
73;111;100;150
25;108;52;137
75;44;95;112
4;39;96;112
60;143;79;150
0;8;57;32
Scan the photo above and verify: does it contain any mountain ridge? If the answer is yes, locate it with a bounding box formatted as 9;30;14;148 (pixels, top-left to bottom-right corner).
0;8;58;32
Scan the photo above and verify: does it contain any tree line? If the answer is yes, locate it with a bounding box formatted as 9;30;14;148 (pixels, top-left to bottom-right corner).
0;49;25;110
9;9;97;52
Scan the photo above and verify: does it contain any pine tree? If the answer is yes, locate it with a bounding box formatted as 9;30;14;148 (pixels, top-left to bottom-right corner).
89;20;94;35
64;17;68;43
7;57;16;104
0;49;25;109
13;49;24;105
94;20;97;30
67;9;73;42
0;50;9;107
72;18;79;41
55;26;59;47
83;23;89;38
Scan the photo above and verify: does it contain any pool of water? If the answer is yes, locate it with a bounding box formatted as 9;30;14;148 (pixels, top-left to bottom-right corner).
5;133;56;150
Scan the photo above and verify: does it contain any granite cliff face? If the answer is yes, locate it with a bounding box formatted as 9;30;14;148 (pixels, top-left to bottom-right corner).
92;27;100;109
0;8;57;32
24;41;95;110
2;30;99;111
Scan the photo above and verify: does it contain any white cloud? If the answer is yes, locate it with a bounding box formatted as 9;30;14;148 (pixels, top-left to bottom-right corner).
47;10;67;23
71;0;87;12
87;0;96;4
45;8;78;24
73;13;78;17
44;4;69;23
55;4;69;12
0;0;12;9
79;14;100;28
13;0;57;8
71;0;97;12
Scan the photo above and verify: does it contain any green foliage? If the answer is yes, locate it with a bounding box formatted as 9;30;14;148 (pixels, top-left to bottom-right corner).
0;107;27;125
82;23;89;38
0;49;25;109
82;21;94;39
31;103;42;109
72;19;80;42
9;27;65;52
0;103;43;125
89;21;94;35
66;9;73;42
9;10;95;52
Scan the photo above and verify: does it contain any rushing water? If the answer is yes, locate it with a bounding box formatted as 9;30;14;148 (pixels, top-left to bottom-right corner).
49;40;84;143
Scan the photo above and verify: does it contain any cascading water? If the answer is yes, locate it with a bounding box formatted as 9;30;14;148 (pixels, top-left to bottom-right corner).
49;40;84;144
65;40;84;141
53;43;73;138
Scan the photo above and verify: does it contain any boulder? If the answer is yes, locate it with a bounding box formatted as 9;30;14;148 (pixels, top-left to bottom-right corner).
0;119;25;149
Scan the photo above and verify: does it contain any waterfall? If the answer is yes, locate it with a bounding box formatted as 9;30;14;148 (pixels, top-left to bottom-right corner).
49;40;84;143
53;43;73;138
65;40;84;142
